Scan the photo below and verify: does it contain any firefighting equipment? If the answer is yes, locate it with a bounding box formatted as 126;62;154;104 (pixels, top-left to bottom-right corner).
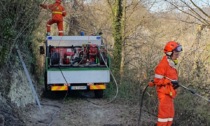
40;0;66;36
164;41;182;56
166;76;210;103
179;84;210;102
165;77;210;102
138;84;149;126
171;81;179;89
51;52;60;65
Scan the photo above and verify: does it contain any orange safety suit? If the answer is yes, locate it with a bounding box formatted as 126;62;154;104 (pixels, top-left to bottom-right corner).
154;55;178;126
40;0;66;36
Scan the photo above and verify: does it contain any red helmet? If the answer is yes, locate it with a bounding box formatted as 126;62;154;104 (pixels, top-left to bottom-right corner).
164;41;182;56
56;0;62;3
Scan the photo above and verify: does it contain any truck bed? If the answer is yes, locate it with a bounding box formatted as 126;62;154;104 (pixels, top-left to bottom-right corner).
47;67;110;84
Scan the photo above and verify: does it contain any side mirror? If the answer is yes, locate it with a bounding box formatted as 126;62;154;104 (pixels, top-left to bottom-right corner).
40;46;45;54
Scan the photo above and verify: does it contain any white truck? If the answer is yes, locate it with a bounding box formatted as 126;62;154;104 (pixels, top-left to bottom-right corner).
40;36;110;98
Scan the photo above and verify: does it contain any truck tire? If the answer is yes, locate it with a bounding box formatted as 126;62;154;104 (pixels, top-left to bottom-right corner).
44;71;48;91
44;71;52;92
94;90;103;98
43;71;52;98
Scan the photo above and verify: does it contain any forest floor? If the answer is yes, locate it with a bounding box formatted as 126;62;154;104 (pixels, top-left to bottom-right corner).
21;91;156;126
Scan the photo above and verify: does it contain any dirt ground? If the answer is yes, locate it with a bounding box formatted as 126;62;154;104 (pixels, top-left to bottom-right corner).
21;91;156;126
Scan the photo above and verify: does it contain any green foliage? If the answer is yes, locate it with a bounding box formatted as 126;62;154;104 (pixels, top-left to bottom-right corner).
0;0;41;95
0;17;16;66
174;92;210;125
0;0;40;68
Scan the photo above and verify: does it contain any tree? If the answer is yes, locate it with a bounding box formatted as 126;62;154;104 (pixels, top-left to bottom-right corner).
108;0;123;77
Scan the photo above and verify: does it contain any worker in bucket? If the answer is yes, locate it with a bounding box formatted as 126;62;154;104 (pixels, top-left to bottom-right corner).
149;41;182;126
40;0;66;36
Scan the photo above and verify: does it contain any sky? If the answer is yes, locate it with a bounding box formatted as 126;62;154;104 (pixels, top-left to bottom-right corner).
62;0;210;12
149;0;210;13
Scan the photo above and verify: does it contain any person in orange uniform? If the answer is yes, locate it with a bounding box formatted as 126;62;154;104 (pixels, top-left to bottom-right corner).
40;0;66;36
149;41;182;126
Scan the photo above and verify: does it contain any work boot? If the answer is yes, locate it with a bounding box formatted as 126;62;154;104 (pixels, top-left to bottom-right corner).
46;32;50;36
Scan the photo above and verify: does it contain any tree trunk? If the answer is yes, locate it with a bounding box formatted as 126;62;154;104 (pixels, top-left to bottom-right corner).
112;0;123;78
120;0;126;82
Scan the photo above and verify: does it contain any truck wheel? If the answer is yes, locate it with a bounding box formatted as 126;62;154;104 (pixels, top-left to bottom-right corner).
94;90;103;98
44;71;48;91
43;71;51;98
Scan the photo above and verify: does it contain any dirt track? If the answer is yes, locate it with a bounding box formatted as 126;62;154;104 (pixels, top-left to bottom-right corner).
21;91;147;126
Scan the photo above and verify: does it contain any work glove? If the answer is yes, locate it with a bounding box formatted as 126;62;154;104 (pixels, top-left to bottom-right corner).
171;81;179;89
148;80;155;87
